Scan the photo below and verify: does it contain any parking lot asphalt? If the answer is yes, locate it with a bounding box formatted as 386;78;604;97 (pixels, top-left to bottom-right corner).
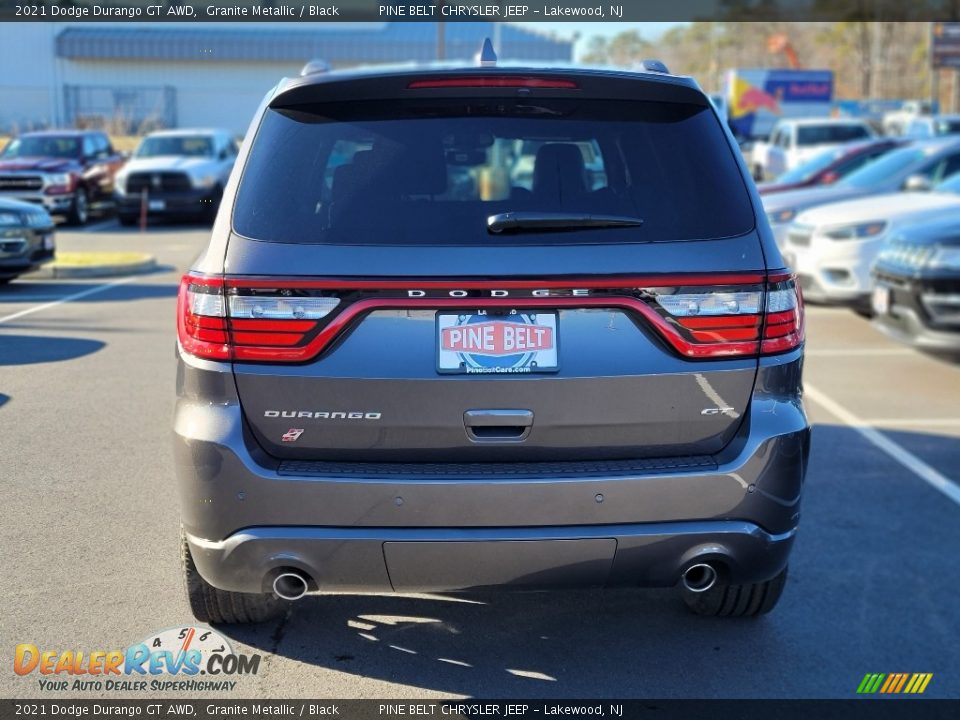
1;221;959;700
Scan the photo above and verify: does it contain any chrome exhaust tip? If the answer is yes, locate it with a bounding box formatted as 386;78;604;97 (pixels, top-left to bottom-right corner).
682;563;718;593
272;571;309;601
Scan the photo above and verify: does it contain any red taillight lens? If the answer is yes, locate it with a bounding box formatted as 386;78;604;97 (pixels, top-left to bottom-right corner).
177;272;803;364
647;274;804;357
178;275;230;360
177;274;340;361
761;278;805;354
407;77;578;89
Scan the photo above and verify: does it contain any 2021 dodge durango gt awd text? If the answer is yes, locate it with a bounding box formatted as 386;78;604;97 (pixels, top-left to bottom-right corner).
174;63;810;623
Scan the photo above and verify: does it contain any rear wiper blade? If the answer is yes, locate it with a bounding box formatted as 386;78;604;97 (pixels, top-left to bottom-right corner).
487;211;644;234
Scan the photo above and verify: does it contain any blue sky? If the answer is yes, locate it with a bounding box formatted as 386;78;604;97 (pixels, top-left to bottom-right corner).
514;22;683;57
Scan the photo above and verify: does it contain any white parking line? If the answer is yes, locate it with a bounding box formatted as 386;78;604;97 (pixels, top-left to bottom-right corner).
805;348;914;357
0;277;136;325
862;418;960;428
805;383;960;508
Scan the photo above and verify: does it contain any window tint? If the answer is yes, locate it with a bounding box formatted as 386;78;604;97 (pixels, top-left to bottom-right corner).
934;152;960;182
1;136;81;159
136;136;214;158
935;119;960;136
93;134;110;158
835;151;877;176
935;172;960;193
233;100;754;244
796;124;870;145
839;147;929;189
775;147;845;184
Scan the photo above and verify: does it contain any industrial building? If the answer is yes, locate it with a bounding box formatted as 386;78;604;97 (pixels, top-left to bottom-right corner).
0;22;573;134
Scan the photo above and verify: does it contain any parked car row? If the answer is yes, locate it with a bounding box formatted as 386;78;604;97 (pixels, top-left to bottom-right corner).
0;128;237;226
760;135;960;357
0;197;56;284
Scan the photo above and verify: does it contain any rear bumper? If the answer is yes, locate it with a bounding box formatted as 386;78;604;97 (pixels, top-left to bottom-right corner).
174;349;810;593
185;520;796;594
873;305;960;352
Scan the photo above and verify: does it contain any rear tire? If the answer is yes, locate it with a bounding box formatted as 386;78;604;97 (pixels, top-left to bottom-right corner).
67;188;89;226
180;526;286;624
681;566;788;617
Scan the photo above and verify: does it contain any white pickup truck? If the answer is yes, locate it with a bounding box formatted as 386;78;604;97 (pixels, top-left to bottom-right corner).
751;118;875;181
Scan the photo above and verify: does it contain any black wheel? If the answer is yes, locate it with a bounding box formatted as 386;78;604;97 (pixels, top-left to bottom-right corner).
180;526;286;624
118;214;138;227
681;566;788;618
67;188;89;226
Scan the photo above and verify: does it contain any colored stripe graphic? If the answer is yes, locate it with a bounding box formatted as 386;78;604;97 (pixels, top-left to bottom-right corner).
857;673;932;694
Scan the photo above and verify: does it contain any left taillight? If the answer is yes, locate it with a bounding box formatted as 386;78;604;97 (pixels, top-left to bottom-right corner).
178;275;230;360
177;274;340;361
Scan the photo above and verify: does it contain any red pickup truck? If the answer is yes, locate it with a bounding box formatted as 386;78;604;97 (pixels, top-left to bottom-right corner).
0;130;126;225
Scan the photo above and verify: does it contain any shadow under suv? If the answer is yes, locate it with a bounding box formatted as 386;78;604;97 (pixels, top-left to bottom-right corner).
175;61;810;623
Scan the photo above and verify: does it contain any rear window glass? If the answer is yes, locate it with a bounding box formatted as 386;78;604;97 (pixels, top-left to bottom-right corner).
796;125;870;145
775;147;845;184
233;99;754;244
935;119;960;136
2;136;80;159
838;147;928;189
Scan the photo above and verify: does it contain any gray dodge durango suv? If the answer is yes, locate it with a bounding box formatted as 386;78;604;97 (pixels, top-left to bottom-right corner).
175;58;810;623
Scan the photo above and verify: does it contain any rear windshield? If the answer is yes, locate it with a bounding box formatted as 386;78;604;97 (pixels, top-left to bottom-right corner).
233;99;755;244
796;125;870;146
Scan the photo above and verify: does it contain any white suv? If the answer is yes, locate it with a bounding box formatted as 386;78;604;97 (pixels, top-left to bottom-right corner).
754;119;874;181
783;173;960;309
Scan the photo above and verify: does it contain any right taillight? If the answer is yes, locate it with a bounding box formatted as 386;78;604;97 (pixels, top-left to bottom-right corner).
645;272;804;358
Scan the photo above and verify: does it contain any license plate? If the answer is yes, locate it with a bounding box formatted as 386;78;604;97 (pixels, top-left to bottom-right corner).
148;199;166;211
437;311;559;374
872;285;891;315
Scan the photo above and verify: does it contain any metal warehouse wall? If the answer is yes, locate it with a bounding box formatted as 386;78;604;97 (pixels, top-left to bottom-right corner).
60;59;299;133
0;24;300;133
0;22;572;135
0;25;60;132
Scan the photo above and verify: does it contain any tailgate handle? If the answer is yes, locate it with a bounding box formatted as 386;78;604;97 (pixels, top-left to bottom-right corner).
463;409;533;442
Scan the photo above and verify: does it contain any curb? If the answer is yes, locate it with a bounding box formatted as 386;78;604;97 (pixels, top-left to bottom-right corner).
31;255;158;280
